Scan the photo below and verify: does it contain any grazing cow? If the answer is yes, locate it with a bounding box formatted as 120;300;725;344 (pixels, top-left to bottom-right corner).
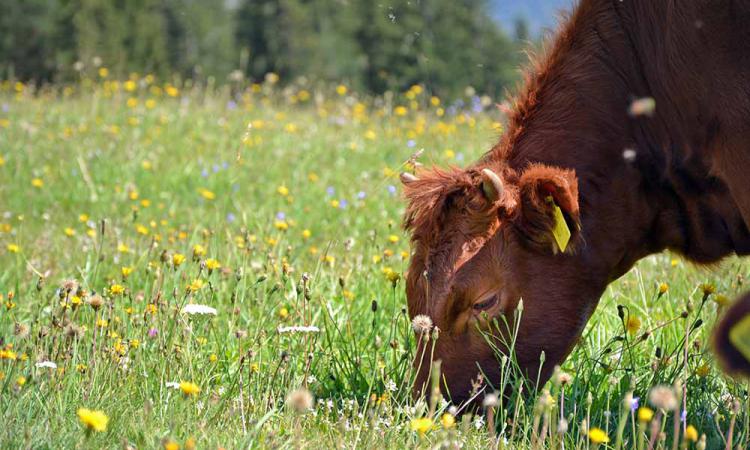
401;0;750;404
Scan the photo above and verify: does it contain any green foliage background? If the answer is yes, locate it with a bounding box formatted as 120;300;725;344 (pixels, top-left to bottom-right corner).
0;0;527;98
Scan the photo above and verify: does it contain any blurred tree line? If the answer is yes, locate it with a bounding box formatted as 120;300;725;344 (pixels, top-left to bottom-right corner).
0;0;530;98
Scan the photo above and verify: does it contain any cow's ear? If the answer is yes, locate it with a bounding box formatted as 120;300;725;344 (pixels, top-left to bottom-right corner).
514;164;581;253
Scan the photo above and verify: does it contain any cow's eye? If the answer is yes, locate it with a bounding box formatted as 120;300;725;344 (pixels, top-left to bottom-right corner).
472;294;498;311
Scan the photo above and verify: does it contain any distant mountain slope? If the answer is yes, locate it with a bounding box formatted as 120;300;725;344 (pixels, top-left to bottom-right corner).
490;0;575;36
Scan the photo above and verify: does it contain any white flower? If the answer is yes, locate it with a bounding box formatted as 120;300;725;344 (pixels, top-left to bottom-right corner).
277;325;320;334
473;414;485;430
35;361;57;369
385;380;398;392
181;304;217;315
411;315;433;334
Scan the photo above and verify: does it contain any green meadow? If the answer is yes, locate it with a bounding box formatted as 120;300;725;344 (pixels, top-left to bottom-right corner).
0;77;747;449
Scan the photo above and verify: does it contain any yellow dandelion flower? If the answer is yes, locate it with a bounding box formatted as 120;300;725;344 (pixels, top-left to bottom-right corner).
685;425;698;442
278;307;289;320
277;185;290;196
387;234;399;244
193;244;206;258
7;243;20;253
588;427;609;444
31;178;44;188
658;283;669;295
121;266;133;278
336;84;348;96
274;220;289;231
164;440;179;450
440;413;455;429
626;316;641;335
117;243;130;253
77;407;109;432
199;189;215;200
110;284;125;296
205;258;221;271
187;279;204;293
638;407;654;422
302;229;311;239
179;381;200;397
410;417;434;436
172;253;186;266
98;67;109;78
209;354;218;363
695;364;710;377
714;294;730;307
394;106;408;116
64;227;75;237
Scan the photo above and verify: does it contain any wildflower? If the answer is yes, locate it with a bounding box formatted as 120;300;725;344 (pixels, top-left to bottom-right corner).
164;440;179;450
588;427;610;444
117;243;130;253
302;229;311;239
286;387;314;413
336;84;347;96
278;307;289;320
172;253;186;266
394;106;408;116
0;349;15;360
274;220;289;231
638;407;654;422
685;425;698;442
658;282;669;295
440;413;455;429
121;266;133;278
649;385;678;411
87;294;104;311
713;294;730;307
181;304;217;315
77;408;109;432
7;243;19;253
179;381;200;397
64;227;75;237
193;244;206;259
700;283;715;298
186;279;204;293
626;315;641;335
696;364;710;377
199;189;215;200
277;185;289;196
411;315;433;334
31;178;44;188
205;258;221;272
410;417;434;436
35;361;57;369
551;366;572;386
109;284;125;296
209;354;217;363
387;234;399;244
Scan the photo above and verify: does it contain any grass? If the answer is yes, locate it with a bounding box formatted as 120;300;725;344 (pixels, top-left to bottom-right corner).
0;76;747;449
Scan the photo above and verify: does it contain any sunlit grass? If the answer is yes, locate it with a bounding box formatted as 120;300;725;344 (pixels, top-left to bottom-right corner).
0;76;747;448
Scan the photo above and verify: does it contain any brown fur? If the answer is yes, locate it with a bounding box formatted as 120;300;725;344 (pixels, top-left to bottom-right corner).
403;0;750;404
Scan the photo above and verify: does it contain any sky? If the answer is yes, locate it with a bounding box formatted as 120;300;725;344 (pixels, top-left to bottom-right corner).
490;0;576;36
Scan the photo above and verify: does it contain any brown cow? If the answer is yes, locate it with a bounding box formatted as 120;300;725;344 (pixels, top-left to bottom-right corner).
401;0;750;404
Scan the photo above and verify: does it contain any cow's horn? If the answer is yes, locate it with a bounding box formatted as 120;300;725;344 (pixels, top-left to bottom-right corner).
481;168;504;202
400;172;419;184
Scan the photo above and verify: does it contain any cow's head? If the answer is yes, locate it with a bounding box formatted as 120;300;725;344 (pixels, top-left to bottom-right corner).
402;162;591;405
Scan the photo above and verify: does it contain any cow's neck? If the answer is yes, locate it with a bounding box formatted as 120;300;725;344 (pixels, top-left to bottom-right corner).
491;0;750;281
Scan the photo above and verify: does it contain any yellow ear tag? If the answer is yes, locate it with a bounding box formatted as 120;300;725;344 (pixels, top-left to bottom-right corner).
729;314;750;363
546;196;571;253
